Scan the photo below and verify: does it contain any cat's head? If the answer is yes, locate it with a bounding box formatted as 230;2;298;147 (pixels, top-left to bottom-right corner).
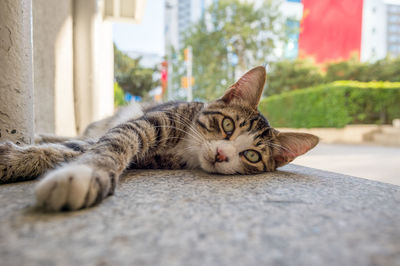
191;66;319;174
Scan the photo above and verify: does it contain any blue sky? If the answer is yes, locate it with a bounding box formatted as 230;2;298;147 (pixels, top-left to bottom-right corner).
112;0;165;55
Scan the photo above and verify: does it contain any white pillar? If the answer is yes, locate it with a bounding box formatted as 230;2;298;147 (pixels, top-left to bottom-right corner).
73;0;114;134
32;0;76;136
0;0;34;145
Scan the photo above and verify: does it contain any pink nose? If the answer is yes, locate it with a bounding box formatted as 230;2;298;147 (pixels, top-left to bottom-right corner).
215;148;229;163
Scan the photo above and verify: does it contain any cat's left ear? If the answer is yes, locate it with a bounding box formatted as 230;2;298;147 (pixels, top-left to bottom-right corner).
220;66;266;110
273;132;319;168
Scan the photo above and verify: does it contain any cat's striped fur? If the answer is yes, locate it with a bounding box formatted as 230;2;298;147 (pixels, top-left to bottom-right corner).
0;66;318;211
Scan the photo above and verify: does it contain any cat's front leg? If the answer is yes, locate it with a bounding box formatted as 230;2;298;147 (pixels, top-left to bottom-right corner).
0;141;81;183
34;113;175;211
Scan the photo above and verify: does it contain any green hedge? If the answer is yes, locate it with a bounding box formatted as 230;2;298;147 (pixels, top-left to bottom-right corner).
265;57;400;96
259;81;400;128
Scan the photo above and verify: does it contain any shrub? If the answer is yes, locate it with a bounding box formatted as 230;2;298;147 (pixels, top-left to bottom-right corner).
266;58;324;96
325;57;400;83
259;81;400;128
114;82;127;107
266;57;400;96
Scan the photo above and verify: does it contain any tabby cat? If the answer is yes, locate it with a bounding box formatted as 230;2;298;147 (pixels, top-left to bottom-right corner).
0;66;318;211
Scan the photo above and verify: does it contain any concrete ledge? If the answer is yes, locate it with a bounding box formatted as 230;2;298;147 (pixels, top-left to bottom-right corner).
0;165;399;266
278;125;386;144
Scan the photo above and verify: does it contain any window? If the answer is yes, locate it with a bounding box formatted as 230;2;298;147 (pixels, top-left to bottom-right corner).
389;25;398;32
389;16;398;23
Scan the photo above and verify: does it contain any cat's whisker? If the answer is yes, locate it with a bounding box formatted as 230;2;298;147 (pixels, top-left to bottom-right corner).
162;110;206;141
142;111;205;143
150;125;204;144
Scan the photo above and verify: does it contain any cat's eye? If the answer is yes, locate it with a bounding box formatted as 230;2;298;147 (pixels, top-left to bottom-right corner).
222;117;235;135
243;149;261;163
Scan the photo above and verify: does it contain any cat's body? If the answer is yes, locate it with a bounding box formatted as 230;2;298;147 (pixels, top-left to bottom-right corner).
0;66;318;211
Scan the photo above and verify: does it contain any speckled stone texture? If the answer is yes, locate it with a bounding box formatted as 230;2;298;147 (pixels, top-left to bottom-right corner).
0;0;34;145
0;165;399;266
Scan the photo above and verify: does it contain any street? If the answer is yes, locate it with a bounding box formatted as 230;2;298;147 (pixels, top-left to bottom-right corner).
294;143;400;186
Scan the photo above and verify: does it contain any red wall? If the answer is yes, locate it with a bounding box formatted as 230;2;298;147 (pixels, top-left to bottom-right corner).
299;0;364;63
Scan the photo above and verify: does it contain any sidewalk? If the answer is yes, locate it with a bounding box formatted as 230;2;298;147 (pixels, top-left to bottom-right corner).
294;143;400;186
278;124;400;146
0;166;399;266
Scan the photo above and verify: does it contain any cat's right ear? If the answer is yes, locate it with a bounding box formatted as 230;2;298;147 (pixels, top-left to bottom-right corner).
272;132;319;168
220;66;266;110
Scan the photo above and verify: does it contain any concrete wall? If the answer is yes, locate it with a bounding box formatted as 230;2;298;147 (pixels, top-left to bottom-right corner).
0;0;34;145
32;0;76;136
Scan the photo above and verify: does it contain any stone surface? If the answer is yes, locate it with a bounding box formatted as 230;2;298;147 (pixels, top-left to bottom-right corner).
0;165;399;266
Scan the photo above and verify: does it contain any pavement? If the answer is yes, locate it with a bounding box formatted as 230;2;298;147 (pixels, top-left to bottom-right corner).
0;165;399;266
294;143;400;186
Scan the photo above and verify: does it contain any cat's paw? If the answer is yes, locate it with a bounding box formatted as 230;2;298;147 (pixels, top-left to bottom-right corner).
35;165;112;211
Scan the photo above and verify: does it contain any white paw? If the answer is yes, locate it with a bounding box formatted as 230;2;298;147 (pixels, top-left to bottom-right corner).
35;165;110;211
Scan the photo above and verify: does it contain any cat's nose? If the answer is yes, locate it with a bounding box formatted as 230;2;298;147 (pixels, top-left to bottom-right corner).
215;148;229;163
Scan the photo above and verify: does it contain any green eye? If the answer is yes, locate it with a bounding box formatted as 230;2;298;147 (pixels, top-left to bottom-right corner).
222;117;235;135
243;149;261;163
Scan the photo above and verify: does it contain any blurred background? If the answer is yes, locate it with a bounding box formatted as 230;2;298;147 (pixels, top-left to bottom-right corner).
4;0;400;184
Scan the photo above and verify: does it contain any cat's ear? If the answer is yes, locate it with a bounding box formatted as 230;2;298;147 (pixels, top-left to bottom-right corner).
220;66;266;109
273;132;319;168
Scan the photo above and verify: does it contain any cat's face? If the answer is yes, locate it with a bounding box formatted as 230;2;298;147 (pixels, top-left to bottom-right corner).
195;102;275;174
189;66;318;174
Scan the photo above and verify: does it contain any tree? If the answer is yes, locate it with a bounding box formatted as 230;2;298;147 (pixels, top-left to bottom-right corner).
173;0;287;101
114;44;159;97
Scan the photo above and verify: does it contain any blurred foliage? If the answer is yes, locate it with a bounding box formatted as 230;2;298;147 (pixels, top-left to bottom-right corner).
325;57;400;82
114;82;127;107
266;58;324;96
170;0;287;101
259;81;400;128
114;44;159;97
266;57;400;96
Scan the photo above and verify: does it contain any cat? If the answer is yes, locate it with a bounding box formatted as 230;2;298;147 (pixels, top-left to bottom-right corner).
0;66;319;211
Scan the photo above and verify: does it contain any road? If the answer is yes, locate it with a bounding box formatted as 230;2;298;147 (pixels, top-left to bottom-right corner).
293;143;400;186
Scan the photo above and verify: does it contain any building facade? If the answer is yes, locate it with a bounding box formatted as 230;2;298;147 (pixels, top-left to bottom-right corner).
165;0;211;52
385;2;400;57
299;0;400;63
281;0;303;59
